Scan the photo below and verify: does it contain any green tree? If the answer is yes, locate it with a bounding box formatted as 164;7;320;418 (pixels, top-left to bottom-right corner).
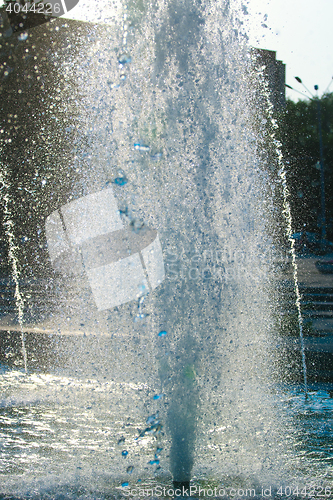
279;93;333;241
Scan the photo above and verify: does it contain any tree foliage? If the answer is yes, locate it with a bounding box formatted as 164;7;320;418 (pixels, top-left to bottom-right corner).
279;93;333;240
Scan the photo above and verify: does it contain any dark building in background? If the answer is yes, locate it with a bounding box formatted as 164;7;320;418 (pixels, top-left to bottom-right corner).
252;48;286;111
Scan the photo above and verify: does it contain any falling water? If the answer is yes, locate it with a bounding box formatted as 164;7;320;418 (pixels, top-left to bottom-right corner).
277;166;308;396
253;65;308;396
0;0;332;498
0;161;28;372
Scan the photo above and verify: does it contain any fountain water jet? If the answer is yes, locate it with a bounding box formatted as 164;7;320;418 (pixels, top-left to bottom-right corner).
61;0;289;486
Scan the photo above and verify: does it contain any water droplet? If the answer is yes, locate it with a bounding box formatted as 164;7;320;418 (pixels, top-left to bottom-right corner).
107;80;120;89
120;73;127;81
118;436;125;445
118;206;129;216
113;176;128;186
122;450;128;457
118;53;132;64
148;459;160;465
127;466;134;474
146;413;159;425
134;313;148;322
136;420;163;440
18;32;28;41
158;330;167;337
153;394;164;400
121;482;129;487
156;447;163;453
134;143;150;152
139;283;148;296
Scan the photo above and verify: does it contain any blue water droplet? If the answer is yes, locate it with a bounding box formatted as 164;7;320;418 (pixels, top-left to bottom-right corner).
18;32;28;41
156;447;163;453
118;436;125;445
118;53;132;64
114;176;128;186
153;394;164;400
121;482;129;487
127;465;134;474
122;450;128;457
158;330;167;337
148;459;160;465
118;206;128;216
146;413;159;425
120;73;127;81
137;479;142;483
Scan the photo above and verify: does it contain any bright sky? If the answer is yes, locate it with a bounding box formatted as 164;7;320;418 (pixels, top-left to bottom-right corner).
244;0;333;100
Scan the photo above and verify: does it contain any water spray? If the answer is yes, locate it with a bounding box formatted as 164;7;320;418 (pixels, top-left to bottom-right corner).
0;159;28;373
255;62;308;397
